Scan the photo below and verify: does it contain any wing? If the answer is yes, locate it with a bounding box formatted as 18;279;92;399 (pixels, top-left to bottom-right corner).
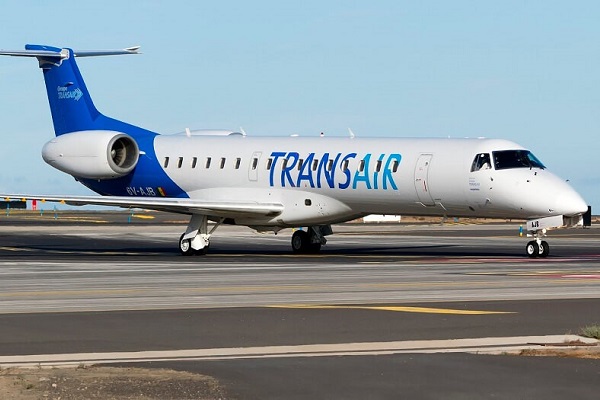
1;194;284;218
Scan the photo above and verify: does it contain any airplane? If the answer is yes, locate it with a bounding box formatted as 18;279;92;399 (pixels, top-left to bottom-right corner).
0;44;589;258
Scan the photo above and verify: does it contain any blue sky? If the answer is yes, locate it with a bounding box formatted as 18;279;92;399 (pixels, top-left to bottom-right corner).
0;1;598;211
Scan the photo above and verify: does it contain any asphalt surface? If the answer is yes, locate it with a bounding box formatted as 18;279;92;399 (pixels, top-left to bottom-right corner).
0;299;597;356
152;354;600;400
0;212;598;399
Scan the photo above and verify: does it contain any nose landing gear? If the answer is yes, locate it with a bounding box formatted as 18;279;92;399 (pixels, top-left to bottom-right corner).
525;238;549;258
523;214;583;258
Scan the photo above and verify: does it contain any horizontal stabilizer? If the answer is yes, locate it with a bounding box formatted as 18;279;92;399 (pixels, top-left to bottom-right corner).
0;45;140;59
74;46;141;57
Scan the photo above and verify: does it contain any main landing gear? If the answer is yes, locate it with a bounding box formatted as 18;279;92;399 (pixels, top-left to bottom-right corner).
291;225;332;254
179;215;224;256
177;216;333;256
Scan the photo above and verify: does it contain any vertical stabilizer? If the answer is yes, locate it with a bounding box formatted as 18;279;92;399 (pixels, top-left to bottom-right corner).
27;44;102;135
1;44;141;136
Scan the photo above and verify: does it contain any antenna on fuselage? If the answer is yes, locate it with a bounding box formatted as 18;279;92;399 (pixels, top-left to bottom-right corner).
348;128;355;138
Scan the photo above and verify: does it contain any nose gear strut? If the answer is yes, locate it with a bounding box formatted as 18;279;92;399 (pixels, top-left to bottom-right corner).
524;214;584;258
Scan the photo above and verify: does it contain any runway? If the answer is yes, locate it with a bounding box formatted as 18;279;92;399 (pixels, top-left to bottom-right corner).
0;221;598;313
0;214;598;398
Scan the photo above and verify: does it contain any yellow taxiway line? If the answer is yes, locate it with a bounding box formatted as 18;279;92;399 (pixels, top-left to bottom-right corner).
268;304;513;315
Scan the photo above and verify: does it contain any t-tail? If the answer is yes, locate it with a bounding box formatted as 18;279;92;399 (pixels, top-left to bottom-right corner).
0;44;142;136
0;44;185;196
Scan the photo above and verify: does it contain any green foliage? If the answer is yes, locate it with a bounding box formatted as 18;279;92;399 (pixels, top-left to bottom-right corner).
580;325;600;339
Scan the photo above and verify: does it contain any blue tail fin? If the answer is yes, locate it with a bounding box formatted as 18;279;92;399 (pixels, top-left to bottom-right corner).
28;45;101;135
18;44;143;136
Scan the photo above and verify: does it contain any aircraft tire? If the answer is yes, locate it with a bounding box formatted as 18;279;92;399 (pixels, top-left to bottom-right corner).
179;234;195;256
308;242;322;253
194;243;209;256
291;230;310;253
526;241;539;258
539;241;550;258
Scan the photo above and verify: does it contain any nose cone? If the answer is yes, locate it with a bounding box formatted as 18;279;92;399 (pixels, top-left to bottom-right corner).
504;170;588;218
553;187;588;216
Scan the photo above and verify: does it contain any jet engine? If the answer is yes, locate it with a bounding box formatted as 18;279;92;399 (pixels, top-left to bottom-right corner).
42;130;139;179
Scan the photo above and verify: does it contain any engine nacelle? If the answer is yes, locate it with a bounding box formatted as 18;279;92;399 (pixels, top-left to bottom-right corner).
42;130;139;179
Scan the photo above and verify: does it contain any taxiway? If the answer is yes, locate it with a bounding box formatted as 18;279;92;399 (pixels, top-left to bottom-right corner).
0;213;598;399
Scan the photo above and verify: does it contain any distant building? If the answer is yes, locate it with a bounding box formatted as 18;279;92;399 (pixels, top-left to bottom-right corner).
363;214;401;223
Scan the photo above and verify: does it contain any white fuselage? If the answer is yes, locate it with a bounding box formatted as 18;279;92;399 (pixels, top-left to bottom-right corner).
152;135;587;227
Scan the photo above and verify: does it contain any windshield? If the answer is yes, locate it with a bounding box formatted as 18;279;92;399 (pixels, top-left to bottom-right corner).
492;150;546;170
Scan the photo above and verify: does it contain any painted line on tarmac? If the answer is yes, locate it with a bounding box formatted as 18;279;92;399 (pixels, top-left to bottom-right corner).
0;247;164;256
0;335;595;368
267;304;513;315
467;270;600;278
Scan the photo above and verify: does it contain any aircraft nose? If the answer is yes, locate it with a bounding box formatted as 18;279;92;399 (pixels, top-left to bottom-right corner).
553;188;588;216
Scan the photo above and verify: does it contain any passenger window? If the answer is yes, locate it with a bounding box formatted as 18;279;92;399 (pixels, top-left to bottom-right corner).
392;160;399;173
312;159;318;171
358;159;365;172
252;157;259;170
375;160;382;173
220;157;226;169
266;158;273;169
191;157;197;168
327;159;333;171
297;159;303;171
471;153;492;172
205;157;211;168
235;158;241;169
163;157;170;168
177;157;183;168
342;159;350;171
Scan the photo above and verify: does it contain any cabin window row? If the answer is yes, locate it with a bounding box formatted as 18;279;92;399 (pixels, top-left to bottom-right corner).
163;156;245;170
163;156;400;173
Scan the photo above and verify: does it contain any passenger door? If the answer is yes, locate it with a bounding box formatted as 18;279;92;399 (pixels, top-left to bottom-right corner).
414;154;435;206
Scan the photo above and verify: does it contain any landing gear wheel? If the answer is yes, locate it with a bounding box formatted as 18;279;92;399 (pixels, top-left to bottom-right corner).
179;234;195;256
539;241;549;258
194;243;209;256
291;230;310;253
308;242;322;253
526;241;539;258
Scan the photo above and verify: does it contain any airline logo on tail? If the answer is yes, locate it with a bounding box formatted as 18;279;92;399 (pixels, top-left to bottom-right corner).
57;86;83;101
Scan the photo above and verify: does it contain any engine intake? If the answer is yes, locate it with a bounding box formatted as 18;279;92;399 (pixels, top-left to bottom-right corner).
42;130;140;179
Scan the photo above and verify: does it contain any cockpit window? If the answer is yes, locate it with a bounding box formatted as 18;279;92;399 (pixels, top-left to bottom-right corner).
492;150;546;170
471;153;492;172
